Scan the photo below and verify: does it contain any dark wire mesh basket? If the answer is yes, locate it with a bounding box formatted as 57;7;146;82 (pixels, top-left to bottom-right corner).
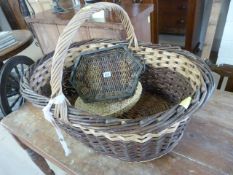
70;45;143;103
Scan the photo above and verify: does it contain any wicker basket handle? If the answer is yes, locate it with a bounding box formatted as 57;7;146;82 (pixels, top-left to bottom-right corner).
49;2;138;121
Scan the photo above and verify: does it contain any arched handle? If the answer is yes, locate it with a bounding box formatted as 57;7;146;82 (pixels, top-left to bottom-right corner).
49;2;138;121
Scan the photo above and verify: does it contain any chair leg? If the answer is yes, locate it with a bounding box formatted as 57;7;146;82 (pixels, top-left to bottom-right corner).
217;76;224;89
13;136;55;175
225;77;233;92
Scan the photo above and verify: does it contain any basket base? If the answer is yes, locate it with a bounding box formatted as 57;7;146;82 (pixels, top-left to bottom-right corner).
119;91;172;119
57;116;189;162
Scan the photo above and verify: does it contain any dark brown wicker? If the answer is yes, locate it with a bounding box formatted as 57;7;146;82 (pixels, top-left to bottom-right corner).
21;39;214;162
70;45;143;103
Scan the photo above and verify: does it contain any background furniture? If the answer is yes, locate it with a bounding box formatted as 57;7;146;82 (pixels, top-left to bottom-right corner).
201;0;222;59
157;0;204;52
158;0;187;35
0;30;33;61
0;30;34;116
1;90;233;175
26;2;154;54
104;0;158;43
136;0;158;44
0;30;54;175
0;0;28;29
210;64;233;92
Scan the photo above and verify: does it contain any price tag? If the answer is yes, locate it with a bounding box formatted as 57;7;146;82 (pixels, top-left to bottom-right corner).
103;71;111;78
179;96;192;109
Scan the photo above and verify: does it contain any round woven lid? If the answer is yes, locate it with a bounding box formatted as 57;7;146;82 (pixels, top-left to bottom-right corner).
74;82;142;117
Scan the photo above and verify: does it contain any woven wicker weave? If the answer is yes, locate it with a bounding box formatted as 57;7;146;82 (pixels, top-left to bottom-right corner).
74;82;142;117
20;2;214;162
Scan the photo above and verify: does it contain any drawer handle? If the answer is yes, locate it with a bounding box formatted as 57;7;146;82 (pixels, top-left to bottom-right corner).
178;19;185;24
178;4;187;10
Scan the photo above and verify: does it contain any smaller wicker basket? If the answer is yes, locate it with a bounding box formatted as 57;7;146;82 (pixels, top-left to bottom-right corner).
75;82;142;117
70;45;143;103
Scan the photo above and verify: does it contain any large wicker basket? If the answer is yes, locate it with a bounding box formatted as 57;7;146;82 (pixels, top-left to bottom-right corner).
21;2;214;162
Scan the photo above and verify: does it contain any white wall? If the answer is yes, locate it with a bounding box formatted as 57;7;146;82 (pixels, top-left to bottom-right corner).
28;0;51;13
0;7;11;31
199;0;230;52
217;0;233;65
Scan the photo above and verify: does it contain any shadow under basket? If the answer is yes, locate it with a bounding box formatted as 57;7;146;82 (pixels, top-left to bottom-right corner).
21;39;214;162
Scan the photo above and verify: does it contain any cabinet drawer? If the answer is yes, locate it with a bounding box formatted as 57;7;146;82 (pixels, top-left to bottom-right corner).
158;0;188;34
159;14;186;34
158;0;188;13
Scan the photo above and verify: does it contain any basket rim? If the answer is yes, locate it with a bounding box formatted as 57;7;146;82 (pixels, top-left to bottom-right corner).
20;39;215;133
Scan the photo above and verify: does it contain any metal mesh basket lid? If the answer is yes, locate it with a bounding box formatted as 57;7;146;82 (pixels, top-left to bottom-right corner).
70;45;143;103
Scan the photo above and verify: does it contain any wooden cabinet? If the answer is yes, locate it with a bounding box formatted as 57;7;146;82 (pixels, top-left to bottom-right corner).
26;3;154;54
126;0;203;51
158;0;188;35
104;0;159;43
157;0;203;51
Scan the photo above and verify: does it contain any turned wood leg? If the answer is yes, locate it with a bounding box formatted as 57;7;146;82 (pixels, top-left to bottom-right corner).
13;136;55;175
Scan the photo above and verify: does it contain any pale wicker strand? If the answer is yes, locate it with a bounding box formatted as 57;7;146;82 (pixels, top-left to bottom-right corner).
71;117;188;143
51;3;137;96
29;42;203;94
49;2;138;122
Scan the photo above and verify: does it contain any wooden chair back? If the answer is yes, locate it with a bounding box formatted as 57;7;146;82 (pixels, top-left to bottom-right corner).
210;64;233;92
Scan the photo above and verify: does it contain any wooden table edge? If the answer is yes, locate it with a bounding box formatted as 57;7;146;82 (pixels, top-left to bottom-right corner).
0;114;225;175
1;122;77;175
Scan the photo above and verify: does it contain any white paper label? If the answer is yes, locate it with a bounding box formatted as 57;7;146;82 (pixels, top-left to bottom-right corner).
179;96;192;109
103;71;111;78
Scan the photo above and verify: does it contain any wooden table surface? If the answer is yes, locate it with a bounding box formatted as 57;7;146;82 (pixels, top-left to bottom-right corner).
0;30;33;61
1;90;233;175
